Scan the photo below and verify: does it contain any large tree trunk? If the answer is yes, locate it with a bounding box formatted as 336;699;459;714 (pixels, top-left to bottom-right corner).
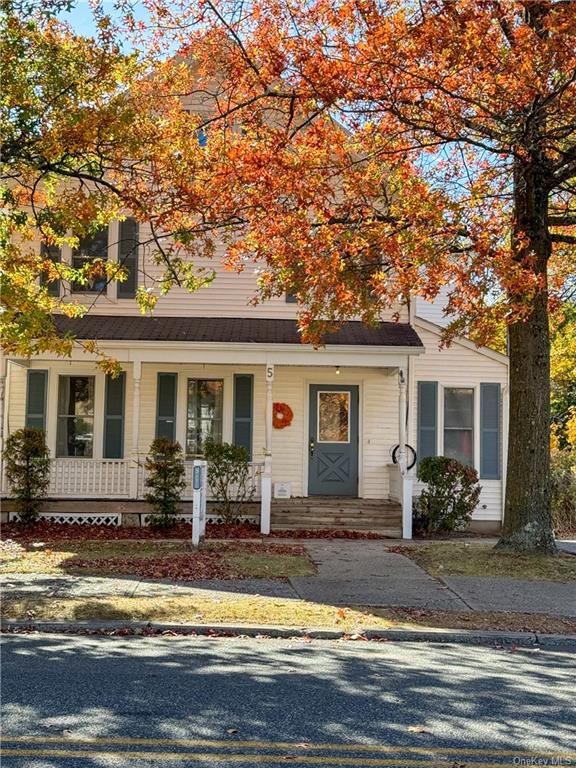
498;158;556;553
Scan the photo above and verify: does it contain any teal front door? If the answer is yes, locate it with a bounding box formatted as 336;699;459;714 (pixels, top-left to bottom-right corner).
308;385;359;496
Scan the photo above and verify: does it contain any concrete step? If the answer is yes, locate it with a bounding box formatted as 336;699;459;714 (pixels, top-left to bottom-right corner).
270;513;400;523
270;522;402;537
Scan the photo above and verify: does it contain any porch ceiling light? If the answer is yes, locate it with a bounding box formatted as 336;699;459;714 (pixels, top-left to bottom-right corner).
335;366;341;375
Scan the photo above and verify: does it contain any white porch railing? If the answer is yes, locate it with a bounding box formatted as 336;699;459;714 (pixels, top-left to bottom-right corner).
138;459;264;501
48;459;130;498
2;458;264;502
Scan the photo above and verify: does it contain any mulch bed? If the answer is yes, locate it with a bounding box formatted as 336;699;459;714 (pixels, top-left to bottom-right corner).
0;520;387;543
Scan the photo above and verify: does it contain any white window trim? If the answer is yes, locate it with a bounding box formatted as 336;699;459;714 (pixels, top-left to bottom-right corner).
184;376;225;457
438;383;479;472
38;223;124;302
45;367;106;459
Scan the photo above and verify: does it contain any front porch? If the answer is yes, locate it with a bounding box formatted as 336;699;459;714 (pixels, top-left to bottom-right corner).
1;316;422;537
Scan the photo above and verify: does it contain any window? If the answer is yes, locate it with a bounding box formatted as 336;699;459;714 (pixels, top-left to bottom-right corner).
72;227;108;293
443;387;474;466
40;243;61;297
318;391;350;443
285;293;298;303
186;379;223;456
56;376;95;457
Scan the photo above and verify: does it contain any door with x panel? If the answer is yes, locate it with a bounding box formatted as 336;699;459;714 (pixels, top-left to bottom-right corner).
308;385;359;496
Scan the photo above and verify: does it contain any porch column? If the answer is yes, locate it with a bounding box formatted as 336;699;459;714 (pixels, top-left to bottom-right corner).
0;355;6;494
261;363;274;535
129;360;142;499
398;366;413;539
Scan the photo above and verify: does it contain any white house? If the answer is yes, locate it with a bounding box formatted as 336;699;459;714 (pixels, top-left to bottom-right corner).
0;224;509;537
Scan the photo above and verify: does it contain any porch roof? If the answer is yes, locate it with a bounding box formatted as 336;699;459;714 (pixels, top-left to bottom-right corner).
54;315;424;348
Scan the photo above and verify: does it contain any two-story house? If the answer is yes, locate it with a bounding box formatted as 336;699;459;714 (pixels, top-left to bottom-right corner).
0;224;509;537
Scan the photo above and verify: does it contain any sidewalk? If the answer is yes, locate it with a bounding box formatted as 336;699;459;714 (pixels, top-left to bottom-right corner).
2;540;575;617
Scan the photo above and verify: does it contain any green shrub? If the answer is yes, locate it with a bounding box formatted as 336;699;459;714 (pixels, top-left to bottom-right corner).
204;440;255;523
5;428;50;524
551;449;576;537
144;437;186;529
415;456;481;534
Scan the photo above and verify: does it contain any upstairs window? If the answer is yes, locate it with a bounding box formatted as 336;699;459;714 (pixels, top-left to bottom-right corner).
56;376;95;457
443;387;474;467
40;243;61;297
72;227;108;293
186;379;223;456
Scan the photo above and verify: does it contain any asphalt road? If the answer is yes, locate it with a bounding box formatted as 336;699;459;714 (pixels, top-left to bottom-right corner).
1;634;575;767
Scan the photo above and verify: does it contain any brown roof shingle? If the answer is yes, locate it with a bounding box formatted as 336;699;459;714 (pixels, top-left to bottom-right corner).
53;315;423;347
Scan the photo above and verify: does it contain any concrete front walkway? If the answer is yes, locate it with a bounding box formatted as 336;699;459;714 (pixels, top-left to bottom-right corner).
2;539;575;617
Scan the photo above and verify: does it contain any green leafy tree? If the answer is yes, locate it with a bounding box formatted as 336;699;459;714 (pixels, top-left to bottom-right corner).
5;427;50;523
144;437;186;529
415;457;482;535
204;440;256;524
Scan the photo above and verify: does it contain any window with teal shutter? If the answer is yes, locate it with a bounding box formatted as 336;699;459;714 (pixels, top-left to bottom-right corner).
156;373;177;441
417;381;438;463
26;371;48;430
480;383;501;479
104;373;126;458
233;374;253;458
117;218;139;298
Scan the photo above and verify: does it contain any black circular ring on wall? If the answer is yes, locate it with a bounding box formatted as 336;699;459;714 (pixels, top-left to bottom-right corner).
391;444;417;471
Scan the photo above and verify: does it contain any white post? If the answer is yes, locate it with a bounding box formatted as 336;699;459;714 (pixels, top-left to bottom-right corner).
398;366;413;539
192;459;207;547
397;367;407;474
261;363;274;535
0;355;6;494
129;360;142;499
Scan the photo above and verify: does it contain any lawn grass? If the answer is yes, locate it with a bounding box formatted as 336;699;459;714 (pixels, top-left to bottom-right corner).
2;595;575;635
402;542;576;581
0;540;315;580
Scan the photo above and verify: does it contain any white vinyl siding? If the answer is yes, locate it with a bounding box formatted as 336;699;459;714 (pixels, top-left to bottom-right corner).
410;323;508;521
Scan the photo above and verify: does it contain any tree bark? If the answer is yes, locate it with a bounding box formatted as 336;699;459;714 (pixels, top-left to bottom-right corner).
498;158;556;553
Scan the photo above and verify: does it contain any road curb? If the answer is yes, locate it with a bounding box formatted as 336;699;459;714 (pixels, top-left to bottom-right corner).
2;619;575;650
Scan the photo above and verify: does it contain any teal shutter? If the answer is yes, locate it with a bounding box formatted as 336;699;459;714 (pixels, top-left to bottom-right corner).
417;381;438;462
26;370;48;430
480;383;501;479
156;373;177;441
40;244;61;297
117;218;139;298
233;374;253;458
104;373;126;458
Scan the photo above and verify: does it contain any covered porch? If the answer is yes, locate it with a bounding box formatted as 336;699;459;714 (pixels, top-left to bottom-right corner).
1;316;423;537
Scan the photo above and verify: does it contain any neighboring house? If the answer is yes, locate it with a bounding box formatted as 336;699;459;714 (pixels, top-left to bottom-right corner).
0;222;508;537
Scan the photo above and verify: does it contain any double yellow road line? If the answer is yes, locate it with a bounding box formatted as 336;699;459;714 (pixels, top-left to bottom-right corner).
2;735;574;765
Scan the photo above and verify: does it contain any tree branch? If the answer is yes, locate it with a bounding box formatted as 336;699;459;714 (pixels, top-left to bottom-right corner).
550;233;576;245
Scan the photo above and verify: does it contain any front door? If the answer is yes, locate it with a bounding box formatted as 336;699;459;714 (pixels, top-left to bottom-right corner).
308;384;359;496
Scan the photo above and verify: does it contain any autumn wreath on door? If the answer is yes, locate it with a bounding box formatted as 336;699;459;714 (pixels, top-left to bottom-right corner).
273;402;294;429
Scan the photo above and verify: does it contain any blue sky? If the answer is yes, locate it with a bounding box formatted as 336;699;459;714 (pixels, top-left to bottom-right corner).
59;1;147;41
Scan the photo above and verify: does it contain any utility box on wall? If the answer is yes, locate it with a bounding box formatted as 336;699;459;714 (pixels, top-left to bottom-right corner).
274;482;291;499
